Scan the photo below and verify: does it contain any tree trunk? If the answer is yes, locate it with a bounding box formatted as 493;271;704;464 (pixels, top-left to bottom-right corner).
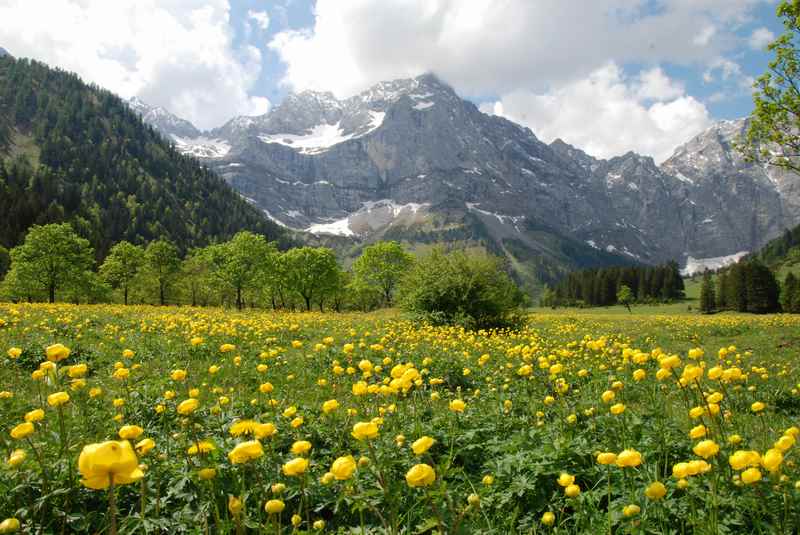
49;284;55;303
236;287;243;310
124;286;129;306
159;282;165;306
304;295;311;311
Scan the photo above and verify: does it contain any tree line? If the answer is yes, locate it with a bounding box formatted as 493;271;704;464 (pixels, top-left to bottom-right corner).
699;260;797;314
540;262;685;308
0;223;416;312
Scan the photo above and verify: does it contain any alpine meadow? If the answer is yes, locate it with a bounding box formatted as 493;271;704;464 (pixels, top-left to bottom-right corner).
5;1;800;534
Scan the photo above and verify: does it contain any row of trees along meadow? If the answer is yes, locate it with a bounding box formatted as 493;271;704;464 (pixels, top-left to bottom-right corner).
0;223;416;312
539;262;685;308
0;223;526;327
698;260;798;314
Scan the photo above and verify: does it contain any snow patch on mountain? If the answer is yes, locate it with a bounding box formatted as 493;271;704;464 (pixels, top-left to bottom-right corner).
258;111;385;154
306;217;354;237
681;251;749;276
413;101;435;110
171;136;230;158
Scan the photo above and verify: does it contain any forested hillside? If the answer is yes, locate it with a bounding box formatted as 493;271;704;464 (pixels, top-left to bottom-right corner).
0;56;284;258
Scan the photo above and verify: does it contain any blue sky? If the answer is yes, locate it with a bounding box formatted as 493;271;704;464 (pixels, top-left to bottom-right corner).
0;0;788;161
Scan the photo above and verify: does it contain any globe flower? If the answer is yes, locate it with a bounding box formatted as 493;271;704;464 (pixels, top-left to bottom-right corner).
78;440;144;489
729;450;761;471
198;468;217;480
219;344;236;353
761;449;783;472
322;399;340;414
7;449;25;468
291;440;312;456
187;440;216;455
623;504;641;517
228;440;263;464
449;399;466;413
351;421;379;441
406;463;436;487
596;452;617;465
6;347;21;359
313;520;325;530
265;499;285;514
541;512;555;526
47;391;70;407
259;382;274;394
24;409;44;423
616;449;642;468
557;473;574;487
564;484;580;498
135;438;155;455
411;436;436;455
177;398;199;415
45;343;70;362
254;423;277;439
230;420;257;437
282;457;309;476
68;364;87;378
751;401;766;413
0;518;20;533
741;467;762;484
644;481;666;500
228;496;243;516
330;455;356;480
118;425;144;440
610;403;626;415
10;422;34;440
170;369;187;382
692;440;720;459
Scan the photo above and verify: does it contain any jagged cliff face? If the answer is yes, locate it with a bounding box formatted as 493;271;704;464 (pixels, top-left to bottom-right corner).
130;75;800;284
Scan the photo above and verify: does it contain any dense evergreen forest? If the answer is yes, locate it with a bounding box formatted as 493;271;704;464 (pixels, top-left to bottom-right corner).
540;262;685;308
0;56;285;258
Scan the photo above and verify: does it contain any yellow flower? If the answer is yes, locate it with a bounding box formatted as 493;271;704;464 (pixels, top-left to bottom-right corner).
219;344;236;353
24;409;44;423
601;390;615;403
610;403;625;415
264;499;285;514
449;399;466;413
187;440;216;455
313;520;325;530
633;369;646;381
10;422;34;440
322;399;340;414
282;457;309;476
78;440;144;489
122;349;134;359
291;440;312;456
644;481;666;500
0;518;20;533
729;450;760;471
190;337;204;347
761;449;783;472
112;368;130;380
741;467;762;484
254;423;277;439
351;421;379;441
228;496;243;516
259;382;274;394
751;401;766;413
135;438;155;455
405;463;436;487
68;364;87;378
596;452;617;465
482;474;494;486
7;449;25;468
87;387;102;398
692;440;719;459
330;455;356;480
198;468;217;480
119;425;144;440
616;449;642;468
411;436;436;456
689;425;707;439
177;398;199;415
170;369;187;381
6;347;21;359
228;440;263;464
541;512;555;526
45;343;70;362
47;391;70;407
564;484;580;498
557;473;574;487
623;504;640;517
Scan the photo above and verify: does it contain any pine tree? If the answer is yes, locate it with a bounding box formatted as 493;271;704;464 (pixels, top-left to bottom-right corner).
781;272;798;313
699;271;716;314
745;261;780;313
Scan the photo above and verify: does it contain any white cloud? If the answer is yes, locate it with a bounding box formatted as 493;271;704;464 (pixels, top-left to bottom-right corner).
269;0;768;98
748;26;775;49
247;9;270;31
480;63;712;164
0;0;269;129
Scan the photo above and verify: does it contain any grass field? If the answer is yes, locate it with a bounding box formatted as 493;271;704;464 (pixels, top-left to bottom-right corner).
1;303;800;534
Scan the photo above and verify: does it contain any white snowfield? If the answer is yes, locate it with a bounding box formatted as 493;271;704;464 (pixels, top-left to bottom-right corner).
170;135;231;158
680;251;749;276
258;111;386;155
305;199;429;237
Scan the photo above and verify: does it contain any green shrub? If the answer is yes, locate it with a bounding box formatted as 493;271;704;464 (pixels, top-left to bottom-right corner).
398;247;526;329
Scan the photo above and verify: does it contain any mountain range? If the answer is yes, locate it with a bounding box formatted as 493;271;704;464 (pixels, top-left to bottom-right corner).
128;73;800;291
